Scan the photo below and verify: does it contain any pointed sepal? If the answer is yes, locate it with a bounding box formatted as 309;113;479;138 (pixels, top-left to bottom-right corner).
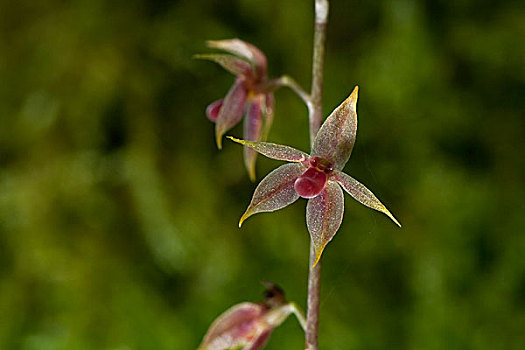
243;95;264;181
312;86;358;170
239;163;304;227
227;137;310;164
306;181;345;266
261;93;274;140
333;171;401;227
207;39;267;78
215;79;248;149
194;53;253;78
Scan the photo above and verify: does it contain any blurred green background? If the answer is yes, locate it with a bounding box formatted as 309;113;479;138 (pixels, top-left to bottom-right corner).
1;0;524;349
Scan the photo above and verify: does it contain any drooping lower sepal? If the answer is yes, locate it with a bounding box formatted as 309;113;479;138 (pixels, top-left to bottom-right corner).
243;95;264;181
306;181;345;266
215;79;248;149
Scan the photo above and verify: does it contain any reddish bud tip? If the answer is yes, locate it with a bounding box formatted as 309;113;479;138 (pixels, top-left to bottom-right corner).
294;168;327;199
206;99;223;122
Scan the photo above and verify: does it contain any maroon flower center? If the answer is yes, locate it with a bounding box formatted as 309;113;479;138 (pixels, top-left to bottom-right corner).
308;156;333;173
294;156;333;199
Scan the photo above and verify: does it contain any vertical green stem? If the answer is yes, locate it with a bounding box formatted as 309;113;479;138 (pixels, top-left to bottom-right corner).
306;245;322;350
306;1;329;349
309;0;329;147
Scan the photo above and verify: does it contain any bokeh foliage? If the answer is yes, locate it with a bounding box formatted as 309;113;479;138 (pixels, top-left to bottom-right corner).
1;0;524;349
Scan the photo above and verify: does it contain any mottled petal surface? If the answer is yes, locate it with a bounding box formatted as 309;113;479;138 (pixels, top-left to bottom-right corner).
206;99;223;122
199;302;265;350
239;163;305;227
306;181;345;265
207;39;267;78
243;330;272;350
312;86;358;170
195;53;253;78
215;79;248;149
261;93;274;140
227;137;310;163
333;171;401;227
242;302;296;350
244;95;264;181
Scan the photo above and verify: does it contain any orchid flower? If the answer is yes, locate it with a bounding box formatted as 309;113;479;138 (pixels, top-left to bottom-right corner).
228;87;401;265
198;283;306;350
197;39;275;181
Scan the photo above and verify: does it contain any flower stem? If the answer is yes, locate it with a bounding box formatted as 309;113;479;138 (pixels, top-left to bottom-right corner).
273;75;312;110
306;245;322;350
306;1;329;350
289;302;308;331
309;0;329;148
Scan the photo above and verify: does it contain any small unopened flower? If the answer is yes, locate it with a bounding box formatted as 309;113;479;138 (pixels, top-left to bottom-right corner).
198;283;305;350
197;39;275;181
229;86;401;265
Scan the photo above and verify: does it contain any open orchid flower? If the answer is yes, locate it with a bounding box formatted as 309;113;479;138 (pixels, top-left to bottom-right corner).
197;39;275;181
198;282;306;350
228;86;401;265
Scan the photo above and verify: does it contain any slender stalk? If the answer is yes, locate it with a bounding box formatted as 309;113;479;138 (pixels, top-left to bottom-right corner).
309;0;329;147
306;1;329;350
289;302;308;331
306;245;322;350
272;75;313;110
